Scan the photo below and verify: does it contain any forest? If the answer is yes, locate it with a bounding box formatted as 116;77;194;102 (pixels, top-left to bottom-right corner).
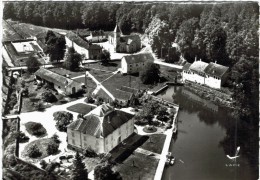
3;2;259;124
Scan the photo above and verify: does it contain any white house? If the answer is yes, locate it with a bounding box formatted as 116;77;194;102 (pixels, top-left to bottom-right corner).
182;62;192;82
188;60;209;84
67;104;134;153
65;31;102;59
121;53;154;74
182;60;229;89
35;68;83;95
204;62;229;89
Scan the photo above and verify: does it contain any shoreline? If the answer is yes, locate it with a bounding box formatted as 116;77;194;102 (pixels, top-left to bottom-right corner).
154;105;179;180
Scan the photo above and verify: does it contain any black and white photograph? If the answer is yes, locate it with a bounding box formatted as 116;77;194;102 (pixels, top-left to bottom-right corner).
1;1;259;180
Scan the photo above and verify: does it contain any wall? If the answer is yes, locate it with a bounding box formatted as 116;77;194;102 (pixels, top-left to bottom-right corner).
104;119;134;152
67;129;82;149
121;58;128;74
65;36;90;59
205;76;221;89
81;133;104;153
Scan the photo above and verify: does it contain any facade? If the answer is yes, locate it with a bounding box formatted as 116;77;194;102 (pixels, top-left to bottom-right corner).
204;62;229;89
67;104;134;153
86;30;106;42
182;60;229;89
35;68;83;95
65;31;102;59
108;25;141;53
121;53;154;74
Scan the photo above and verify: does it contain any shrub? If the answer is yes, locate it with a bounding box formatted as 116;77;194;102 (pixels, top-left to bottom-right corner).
25;122;46;137
46;141;59;155
28;144;42;158
42;91;57;103
134;118;148;126
59;156;66;160
51;134;61;144
4;154;17;167
84;147;97;157
40;160;48;169
53;111;73;132
19;131;30;143
85;96;95;104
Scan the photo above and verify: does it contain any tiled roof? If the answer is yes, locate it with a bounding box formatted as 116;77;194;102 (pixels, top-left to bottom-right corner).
122;53;154;64
204;62;229;78
91;30;105;37
66;31;90;49
119;86;139;94
189;61;208;73
183;62;192;71
35;68;80;87
119;35;140;45
68;105;133;138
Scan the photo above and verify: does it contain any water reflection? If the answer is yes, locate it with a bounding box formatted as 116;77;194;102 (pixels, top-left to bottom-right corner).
157;86;258;180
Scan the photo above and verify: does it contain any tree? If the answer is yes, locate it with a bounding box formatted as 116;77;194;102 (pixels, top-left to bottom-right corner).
71;152;88;180
53;111;73;132
100;49;110;64
44;30;66;62
140;62;160;84
26;55;41;73
63;47;82;71
94;163;122;180
28;144;42;158
42;91;57;103
46;141;59;155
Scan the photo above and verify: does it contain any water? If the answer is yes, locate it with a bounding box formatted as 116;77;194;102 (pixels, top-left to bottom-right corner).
157;86;257;180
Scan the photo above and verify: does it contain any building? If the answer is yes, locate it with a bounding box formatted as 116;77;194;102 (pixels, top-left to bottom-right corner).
86;30;106;43
35;68;83;95
65;31;102;59
204;62;229;89
121;53;154;74
67;104;134;153
182;60;229;89
108;25;141;53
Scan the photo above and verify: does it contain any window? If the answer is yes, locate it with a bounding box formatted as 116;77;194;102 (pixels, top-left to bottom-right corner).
71;132;74;137
84;136;86;141
84;143;87;147
118;128;121;135
106;139;108;144
58;86;61;89
72;139;75;145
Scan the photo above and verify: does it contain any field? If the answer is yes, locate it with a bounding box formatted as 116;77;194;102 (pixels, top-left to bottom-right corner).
140;134;166;154
67;103;96;115
114;152;159;180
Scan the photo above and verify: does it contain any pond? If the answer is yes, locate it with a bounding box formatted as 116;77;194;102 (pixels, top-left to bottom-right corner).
157;86;258;180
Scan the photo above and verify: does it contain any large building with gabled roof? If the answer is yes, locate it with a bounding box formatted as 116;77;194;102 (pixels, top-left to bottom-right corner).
108;24;141;53
67;104;134;153
65;31;102;59
182;60;229;89
121;52;154;74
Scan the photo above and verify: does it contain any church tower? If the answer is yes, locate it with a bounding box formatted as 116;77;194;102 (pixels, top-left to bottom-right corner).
113;24;121;51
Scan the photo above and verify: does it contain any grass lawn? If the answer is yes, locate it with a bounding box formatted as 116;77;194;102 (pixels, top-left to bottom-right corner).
21;138;60;163
114;152;159;180
49;67;86;78
140;134;166;154
73;77;96;94
67;103;95;115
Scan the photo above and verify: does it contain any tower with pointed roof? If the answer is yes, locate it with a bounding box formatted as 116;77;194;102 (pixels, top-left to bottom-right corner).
113;24;121;51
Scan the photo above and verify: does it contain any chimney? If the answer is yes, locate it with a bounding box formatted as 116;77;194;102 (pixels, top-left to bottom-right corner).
215;61;217;64
107;116;111;124
195;56;197;61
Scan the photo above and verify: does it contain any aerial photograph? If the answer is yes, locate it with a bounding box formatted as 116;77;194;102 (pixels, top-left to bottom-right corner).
1;1;259;180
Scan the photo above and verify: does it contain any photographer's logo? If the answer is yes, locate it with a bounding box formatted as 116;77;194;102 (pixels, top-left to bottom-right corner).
225;146;240;167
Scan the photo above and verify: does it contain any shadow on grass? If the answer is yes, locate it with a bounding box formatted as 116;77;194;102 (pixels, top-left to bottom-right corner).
109;133;149;164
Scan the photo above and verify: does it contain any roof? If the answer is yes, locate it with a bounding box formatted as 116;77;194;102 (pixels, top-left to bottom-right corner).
88;44;102;50
119;86;139;94
66;31;90;49
35;68;80;87
119;35;140;44
183;62;191;71
68;104;133;138
91;104;114;117
204;62;229;78
189;61;209;73
122;53;154;64
91;30;105;37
